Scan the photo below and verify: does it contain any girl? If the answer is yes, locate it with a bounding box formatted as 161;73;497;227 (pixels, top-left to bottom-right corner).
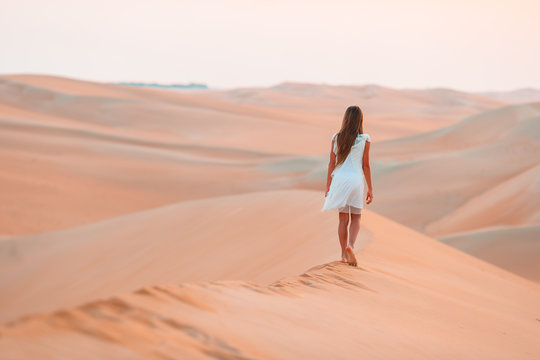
321;105;373;266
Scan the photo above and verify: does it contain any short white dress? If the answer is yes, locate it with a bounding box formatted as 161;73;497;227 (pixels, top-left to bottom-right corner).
321;132;371;214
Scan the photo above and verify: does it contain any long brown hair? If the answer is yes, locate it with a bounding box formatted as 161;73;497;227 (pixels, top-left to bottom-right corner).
335;105;364;167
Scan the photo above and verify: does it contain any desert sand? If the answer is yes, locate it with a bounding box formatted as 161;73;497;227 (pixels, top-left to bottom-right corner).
1;74;539;358
0;74;509;235
1;207;539;359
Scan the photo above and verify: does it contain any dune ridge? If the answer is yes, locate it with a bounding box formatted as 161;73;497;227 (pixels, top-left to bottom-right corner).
1;207;539;359
0;190;360;324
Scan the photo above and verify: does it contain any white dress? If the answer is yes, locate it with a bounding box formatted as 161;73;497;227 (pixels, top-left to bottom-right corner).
321;132;371;214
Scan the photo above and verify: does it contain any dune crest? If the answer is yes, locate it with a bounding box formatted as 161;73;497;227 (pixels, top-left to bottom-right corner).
2;208;540;359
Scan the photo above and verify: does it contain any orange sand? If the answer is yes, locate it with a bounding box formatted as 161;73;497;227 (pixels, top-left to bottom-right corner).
1;74;539;359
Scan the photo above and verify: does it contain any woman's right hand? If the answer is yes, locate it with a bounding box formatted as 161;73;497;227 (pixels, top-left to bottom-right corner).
366;189;373;204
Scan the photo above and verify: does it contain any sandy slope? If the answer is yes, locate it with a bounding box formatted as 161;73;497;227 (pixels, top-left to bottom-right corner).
0;190;372;324
1;207;539;359
426;162;540;235
439;224;540;283
365;102;540;280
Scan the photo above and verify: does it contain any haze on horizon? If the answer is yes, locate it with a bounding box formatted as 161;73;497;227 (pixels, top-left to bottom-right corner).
1;0;539;92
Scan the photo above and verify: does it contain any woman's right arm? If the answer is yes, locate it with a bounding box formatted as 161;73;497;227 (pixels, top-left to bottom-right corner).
325;138;336;196
362;141;373;204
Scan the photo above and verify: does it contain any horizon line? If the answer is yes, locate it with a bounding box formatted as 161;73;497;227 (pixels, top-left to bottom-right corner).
1;72;539;94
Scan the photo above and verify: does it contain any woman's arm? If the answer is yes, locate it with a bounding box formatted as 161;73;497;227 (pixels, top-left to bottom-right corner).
362;140;373;203
325;138;336;196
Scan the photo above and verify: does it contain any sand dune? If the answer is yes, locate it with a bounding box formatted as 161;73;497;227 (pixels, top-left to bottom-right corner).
365;102;540;279
478;87;540;104
0;190;371;324
426;162;540;236
1;74;538;280
0;74;505;236
0;75;326;154
207;82;506;140
1;207;539;359
0;75;319;235
1;73;540;357
439;224;540;282
372;101;540;158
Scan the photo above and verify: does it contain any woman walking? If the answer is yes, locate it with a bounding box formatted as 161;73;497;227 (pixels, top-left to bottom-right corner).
321;105;373;266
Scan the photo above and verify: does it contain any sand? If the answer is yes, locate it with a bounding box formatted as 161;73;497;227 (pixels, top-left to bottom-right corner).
1;207;539;359
1;74;539;358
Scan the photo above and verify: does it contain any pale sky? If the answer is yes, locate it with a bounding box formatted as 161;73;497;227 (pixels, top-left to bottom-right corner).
1;0;539;91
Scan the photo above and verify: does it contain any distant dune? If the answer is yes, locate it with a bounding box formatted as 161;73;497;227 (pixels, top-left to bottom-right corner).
205;81;506;140
478;88;540;104
439;224;540;282
0;74;506;235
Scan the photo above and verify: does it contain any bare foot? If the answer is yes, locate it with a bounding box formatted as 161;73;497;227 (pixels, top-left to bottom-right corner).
341;251;348;263
345;245;357;267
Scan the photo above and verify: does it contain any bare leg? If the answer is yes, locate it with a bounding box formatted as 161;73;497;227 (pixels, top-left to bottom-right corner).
338;212;350;262
346;212;361;266
348;213;361;249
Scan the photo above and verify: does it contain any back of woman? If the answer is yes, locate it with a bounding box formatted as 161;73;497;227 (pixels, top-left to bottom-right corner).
320;105;373;266
331;132;371;179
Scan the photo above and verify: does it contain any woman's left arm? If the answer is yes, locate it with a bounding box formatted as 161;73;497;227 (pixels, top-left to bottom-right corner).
325;138;336;196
